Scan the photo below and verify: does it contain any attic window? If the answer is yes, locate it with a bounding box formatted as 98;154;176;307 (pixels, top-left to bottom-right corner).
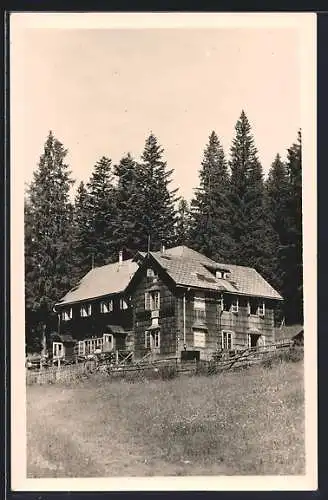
215;270;230;279
61;308;72;321
100;300;113;313
80;304;92;317
147;268;157;278
120;298;128;310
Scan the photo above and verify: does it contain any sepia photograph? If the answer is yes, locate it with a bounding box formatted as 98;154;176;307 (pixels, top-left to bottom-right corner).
10;12;317;491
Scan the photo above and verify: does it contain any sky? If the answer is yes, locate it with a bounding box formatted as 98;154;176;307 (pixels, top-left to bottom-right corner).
13;23;301;202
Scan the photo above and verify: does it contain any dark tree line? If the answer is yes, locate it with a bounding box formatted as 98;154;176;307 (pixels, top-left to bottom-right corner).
24;112;303;351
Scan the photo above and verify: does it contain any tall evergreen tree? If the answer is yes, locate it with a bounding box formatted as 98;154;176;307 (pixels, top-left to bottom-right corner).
265;154;290;292
24;131;75;350
280;131;303;323
136;133;178;251
86;156;117;266
71;181;94;279
112;153;141;256
229;111;277;280
189;131;235;261
175;197;191;246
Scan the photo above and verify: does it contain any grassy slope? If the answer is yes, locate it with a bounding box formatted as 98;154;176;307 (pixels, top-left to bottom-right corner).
27;361;304;477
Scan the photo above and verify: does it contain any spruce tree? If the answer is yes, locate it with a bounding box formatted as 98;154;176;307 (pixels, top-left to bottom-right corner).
229;111;277;280
175;198;191;246
280;131;303;323
24;131;75;349
189;131;235;262
112;153;141;256
265;154;291;292
136;133;178;251
71;181;94;279
86;156;117;266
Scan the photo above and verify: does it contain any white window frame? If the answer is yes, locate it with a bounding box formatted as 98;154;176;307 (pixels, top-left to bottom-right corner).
231;298;239;314
222;330;234;350
145;331;151;348
120;298;128;310
257;302;265;317
153;330;160;348
145;291;160;311
193;329;206;348
61;308;72;321
218;295;224;310
216;270;223;279
100;299;113;313
80;304;92;317
53;342;64;358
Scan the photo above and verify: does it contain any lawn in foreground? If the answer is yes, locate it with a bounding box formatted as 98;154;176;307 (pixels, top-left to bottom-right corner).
27;360;304;477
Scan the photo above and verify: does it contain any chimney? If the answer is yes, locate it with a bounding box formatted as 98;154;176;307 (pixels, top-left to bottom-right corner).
119;250;123;264
161;243;166;254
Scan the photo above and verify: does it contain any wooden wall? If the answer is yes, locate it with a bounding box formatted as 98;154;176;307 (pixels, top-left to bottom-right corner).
57;294;133;348
131;271;178;359
176;290;276;360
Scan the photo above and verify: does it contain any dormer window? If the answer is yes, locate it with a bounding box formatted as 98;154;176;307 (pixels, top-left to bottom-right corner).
80;304;91;317
61;308;72;321
216;270;223;279
100;300;113;313
215;269;230;279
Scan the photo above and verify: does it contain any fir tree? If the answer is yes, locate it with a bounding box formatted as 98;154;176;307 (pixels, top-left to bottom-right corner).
86;156;117;266
71;181;94;279
229;111;277;280
189;131;235;261
24;131;75;349
280;131;303;323
265;153;291;291
175;198;191;246
136;133;178;251
112;153;141;256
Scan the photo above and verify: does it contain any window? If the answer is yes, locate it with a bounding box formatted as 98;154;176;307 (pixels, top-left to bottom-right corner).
257;302;265;317
53;342;64;358
145;331;151;348
222;331;233;350
145;291;160;311
248;299;265;316
147;268;157;278
103;333;113;346
231;298;239;313
100;300;113;313
193;329;206;348
61;308;72;321
216;270;223;279
120;298;128;310
80;304;92;317
145;330;160;348
153;330;160;348
218;295;224;310
194;292;206;321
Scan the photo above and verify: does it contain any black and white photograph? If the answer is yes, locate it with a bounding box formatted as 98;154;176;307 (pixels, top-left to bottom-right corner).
10;12;317;491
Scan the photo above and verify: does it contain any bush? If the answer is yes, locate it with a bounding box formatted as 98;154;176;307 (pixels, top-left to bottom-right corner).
262;346;304;368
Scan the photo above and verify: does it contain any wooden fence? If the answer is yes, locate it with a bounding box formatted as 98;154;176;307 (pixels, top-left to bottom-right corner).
26;341;299;385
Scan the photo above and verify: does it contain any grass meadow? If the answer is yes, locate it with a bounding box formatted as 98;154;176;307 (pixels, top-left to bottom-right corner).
27;359;305;477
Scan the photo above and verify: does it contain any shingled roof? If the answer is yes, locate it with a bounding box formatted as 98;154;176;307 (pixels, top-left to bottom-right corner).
56;245;282;307
150;246;282;300
56;259;139;307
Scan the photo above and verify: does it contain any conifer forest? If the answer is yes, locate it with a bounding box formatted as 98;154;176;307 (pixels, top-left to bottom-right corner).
24;111;303;350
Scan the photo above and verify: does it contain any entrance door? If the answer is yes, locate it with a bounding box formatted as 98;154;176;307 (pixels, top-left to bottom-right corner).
249;333;261;348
